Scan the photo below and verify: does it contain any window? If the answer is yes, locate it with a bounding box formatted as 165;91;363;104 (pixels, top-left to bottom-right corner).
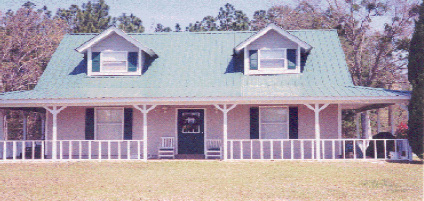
259;107;289;139
95;108;124;140
247;48;299;75
90;51;139;76
101;52;128;72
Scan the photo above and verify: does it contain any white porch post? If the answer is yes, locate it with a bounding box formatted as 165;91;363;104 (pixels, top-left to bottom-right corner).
305;103;329;160
355;113;361;138
43;106;67;160
133;104;156;161
376;109;381;133
338;104;342;155
214;104;237;161
389;105;395;134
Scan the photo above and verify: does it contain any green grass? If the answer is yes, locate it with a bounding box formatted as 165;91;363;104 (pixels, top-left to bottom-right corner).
0;160;422;200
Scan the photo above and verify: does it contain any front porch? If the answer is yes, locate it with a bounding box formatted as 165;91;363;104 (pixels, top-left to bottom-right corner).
0;101;413;162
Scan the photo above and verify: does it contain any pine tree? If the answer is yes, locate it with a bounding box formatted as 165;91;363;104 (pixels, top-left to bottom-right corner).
73;0;111;33
114;13;144;33
407;3;424;159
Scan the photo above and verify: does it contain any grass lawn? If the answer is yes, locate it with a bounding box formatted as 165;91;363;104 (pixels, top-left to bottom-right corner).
0;160;422;200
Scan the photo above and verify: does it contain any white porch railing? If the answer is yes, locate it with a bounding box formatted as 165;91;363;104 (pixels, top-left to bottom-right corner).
226;139;412;161
0;140;145;161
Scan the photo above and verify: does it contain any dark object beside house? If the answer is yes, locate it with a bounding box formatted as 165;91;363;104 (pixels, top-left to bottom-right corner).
23;145;42;159
366;132;395;158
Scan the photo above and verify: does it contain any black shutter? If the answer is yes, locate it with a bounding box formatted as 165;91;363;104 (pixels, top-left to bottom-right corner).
250;107;259;139
127;52;138;72
249;50;258;70
92;52;101;72
289;107;298;139
85;108;95;140
287;49;297;70
124;108;133;140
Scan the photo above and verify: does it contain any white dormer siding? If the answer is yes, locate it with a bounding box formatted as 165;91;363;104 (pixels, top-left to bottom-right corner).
243;30;301;75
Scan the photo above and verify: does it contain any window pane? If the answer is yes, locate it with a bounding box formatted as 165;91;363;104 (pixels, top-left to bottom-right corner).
260;107;288;123
261;59;285;68
102;61;127;72
97;109;123;123
260;49;284;59
261;124;288;139
97;124;122;140
102;52;126;61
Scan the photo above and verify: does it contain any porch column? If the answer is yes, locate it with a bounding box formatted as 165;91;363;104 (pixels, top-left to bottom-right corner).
214;104;237;161
305;103;329;160
337;104;342;155
22;111;28;141
389;105;395;134
133;104;156;161
376;109;381;133
43;106;67;160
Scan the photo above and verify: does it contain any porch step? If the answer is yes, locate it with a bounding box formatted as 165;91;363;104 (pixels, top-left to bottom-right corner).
175;154;205;159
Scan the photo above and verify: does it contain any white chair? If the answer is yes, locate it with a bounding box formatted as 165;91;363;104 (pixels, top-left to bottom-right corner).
158;137;175;159
205;139;222;159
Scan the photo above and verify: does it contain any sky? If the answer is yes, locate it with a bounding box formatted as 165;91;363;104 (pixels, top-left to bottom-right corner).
0;0;297;32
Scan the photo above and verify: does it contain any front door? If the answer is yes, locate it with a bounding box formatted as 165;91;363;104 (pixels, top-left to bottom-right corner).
178;109;204;154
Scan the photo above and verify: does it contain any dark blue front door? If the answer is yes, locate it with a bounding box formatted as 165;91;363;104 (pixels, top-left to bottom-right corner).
178;109;204;154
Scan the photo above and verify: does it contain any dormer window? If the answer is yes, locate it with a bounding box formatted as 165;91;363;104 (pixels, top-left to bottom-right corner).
76;26;156;76
235;24;312;75
89;51;140;76
248;48;299;74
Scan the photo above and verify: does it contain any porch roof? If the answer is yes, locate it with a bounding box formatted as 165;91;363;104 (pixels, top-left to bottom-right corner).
0;29;410;104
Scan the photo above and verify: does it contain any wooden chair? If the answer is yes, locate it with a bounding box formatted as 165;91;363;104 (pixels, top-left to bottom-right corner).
158;137;175;159
205;139;222;159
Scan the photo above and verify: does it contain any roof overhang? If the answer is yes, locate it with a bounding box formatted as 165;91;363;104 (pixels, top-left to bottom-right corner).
234;24;312;53
0;95;410;108
75;26;156;56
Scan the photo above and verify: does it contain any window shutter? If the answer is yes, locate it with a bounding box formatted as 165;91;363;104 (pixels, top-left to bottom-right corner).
128;52;138;72
287;49;297;70
85;108;95;140
92;52;101;72
124;108;133;140
250;107;259;139
289;107;298;139
249;50;258;70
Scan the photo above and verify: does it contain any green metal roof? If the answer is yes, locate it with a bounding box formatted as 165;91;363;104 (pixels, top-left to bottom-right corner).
0;30;409;100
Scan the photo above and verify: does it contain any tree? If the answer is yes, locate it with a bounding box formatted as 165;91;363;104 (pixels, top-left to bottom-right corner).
407;3;424;158
155;23;171;32
175;23;181;32
0;6;67;92
113;13;144;33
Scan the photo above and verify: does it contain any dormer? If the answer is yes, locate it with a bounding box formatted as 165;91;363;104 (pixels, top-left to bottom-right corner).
235;24;312;75
76;26;156;76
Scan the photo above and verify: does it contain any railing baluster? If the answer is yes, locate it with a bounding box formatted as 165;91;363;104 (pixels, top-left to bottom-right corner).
291;140;294;160
59;141;63;160
250;140;253;159
311;140;315;160
32;141;35;160
270;140;274;160
240;141;243;160
137;140;141;160
118;141;121;160
41;141;45;160
22;141;25;160
260;140;263;159
332;140;335;159
281;140;284;159
79;141;82;159
363;140;366;159
230;140;234;159
127;141;130;160
343;140;346;159
394;139;398;154
12;141;16;160
353;140;356;160
98;141;102;161
108;141;111;160
69;141;72;160
300;140;304;159
88;141;92;160
3;142;6;161
384;140;387;160
322;140;325;159
374;139;377;159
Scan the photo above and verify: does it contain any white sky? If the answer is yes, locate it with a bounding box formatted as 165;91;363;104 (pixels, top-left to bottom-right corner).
0;0;296;32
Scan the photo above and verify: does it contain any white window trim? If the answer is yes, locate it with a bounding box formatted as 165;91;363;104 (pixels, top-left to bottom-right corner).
244;46;301;75
94;107;125;140
88;49;142;76
258;106;290;139
100;51;128;73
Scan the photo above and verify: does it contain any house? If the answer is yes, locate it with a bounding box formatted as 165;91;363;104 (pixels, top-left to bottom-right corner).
0;24;412;161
